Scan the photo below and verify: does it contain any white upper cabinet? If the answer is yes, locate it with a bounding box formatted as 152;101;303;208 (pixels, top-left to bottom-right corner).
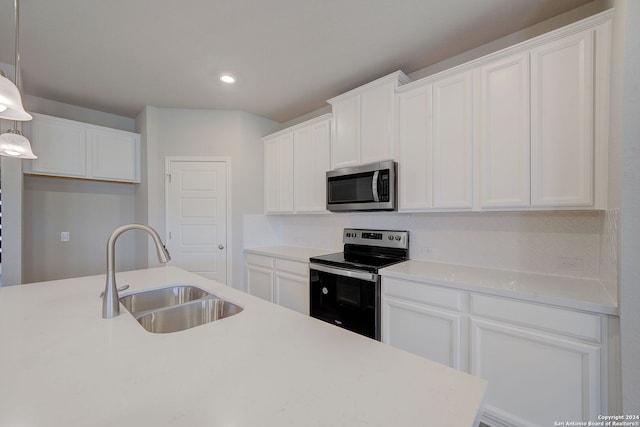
397;84;433;210
264;114;331;214
432;71;474;209
531;29;594;207
293;117;331;213
328;71;409;169
396;11;611;212
27;115;88;178
396;69;474;211
264;133;294;213
330;96;360;169
89;128;140;182
24;113;140;183
477;52;531;208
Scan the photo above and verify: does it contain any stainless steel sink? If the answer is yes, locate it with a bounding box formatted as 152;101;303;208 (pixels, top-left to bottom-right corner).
134;299;243;334
119;285;243;333
120;285;210;314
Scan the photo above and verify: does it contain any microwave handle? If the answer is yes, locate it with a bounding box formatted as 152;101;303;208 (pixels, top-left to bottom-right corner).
372;170;380;202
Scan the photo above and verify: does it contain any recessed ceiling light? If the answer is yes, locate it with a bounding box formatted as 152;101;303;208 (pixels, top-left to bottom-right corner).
219;73;236;84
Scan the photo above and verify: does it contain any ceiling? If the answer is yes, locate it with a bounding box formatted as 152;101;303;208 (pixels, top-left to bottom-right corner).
0;0;595;123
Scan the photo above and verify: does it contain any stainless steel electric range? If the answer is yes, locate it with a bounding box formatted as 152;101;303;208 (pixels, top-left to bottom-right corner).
309;228;409;340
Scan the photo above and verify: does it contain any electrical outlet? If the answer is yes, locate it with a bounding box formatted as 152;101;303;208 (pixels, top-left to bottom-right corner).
417;246;435;258
559;257;583;272
61;232;70;242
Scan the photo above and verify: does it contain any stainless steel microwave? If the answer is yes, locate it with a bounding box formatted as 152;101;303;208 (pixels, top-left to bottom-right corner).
326;160;397;212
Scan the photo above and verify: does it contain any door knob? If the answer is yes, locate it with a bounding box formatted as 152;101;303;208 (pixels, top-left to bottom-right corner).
218;244;225;250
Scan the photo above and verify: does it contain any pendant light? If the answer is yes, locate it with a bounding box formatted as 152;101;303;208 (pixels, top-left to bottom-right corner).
0;0;36;159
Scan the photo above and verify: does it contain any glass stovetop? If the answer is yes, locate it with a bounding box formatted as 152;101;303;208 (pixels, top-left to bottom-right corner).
310;251;406;273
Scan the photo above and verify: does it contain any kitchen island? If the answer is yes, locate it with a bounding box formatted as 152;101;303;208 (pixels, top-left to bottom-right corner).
0;267;486;426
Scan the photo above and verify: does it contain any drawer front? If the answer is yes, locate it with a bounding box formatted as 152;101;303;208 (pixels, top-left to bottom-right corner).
470;293;602;342
245;253;273;269
275;258;309;276
382;278;464;312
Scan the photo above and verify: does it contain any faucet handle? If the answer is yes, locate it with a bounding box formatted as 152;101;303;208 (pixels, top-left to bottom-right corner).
99;284;130;299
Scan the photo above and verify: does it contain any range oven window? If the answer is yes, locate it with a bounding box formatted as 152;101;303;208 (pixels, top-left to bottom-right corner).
310;267;379;340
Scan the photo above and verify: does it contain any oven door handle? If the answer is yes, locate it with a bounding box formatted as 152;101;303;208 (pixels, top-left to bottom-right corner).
310;263;377;283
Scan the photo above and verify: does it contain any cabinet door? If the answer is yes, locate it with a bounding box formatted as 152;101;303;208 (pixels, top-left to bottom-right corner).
382;296;463;369
478;53;531;208
360;83;395;164
470;318;601;426
27;116;88;178
397;84;433;210
90;129;140;182
432;71;474;209
294;119;330;213
245;264;274;302
264;134;294;213
330;96;360;169
275;272;310;315
531;29;594;207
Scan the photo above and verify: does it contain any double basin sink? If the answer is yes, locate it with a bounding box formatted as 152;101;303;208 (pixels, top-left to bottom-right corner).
119;285;243;333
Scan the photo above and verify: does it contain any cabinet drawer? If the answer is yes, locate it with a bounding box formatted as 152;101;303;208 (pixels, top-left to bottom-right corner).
470;294;601;342
275;258;308;276
245;254;273;269
382;278;464;312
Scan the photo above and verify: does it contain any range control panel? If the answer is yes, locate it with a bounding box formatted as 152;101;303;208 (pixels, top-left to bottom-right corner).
343;228;409;249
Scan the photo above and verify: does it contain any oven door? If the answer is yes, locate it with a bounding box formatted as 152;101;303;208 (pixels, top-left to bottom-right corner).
309;263;380;340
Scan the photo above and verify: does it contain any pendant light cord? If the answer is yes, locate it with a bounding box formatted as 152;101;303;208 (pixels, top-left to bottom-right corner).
14;0;21;90
12;0;21;130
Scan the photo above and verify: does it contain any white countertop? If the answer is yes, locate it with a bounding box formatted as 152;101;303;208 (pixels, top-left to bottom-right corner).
244;245;335;262
0;267;486;427
381;260;617;315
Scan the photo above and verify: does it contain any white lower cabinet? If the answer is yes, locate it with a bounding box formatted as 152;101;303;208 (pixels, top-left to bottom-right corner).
245;253;309;315
381;277;609;427
245;254;274;302
382;277;465;369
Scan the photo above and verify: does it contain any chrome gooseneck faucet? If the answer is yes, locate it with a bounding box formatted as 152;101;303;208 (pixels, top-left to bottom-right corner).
102;224;171;319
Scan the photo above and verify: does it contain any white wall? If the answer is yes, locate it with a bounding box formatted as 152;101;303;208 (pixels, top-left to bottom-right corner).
137;107;280;289
24;95;136;132
22;176;137;283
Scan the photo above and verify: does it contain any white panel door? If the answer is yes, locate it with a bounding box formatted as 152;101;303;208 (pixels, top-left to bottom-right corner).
531;29;594;207
478;53;531;208
167;160;228;283
432;71;474;209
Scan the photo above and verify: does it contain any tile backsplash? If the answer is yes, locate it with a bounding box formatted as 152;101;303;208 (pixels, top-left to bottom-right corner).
245;210;615;281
